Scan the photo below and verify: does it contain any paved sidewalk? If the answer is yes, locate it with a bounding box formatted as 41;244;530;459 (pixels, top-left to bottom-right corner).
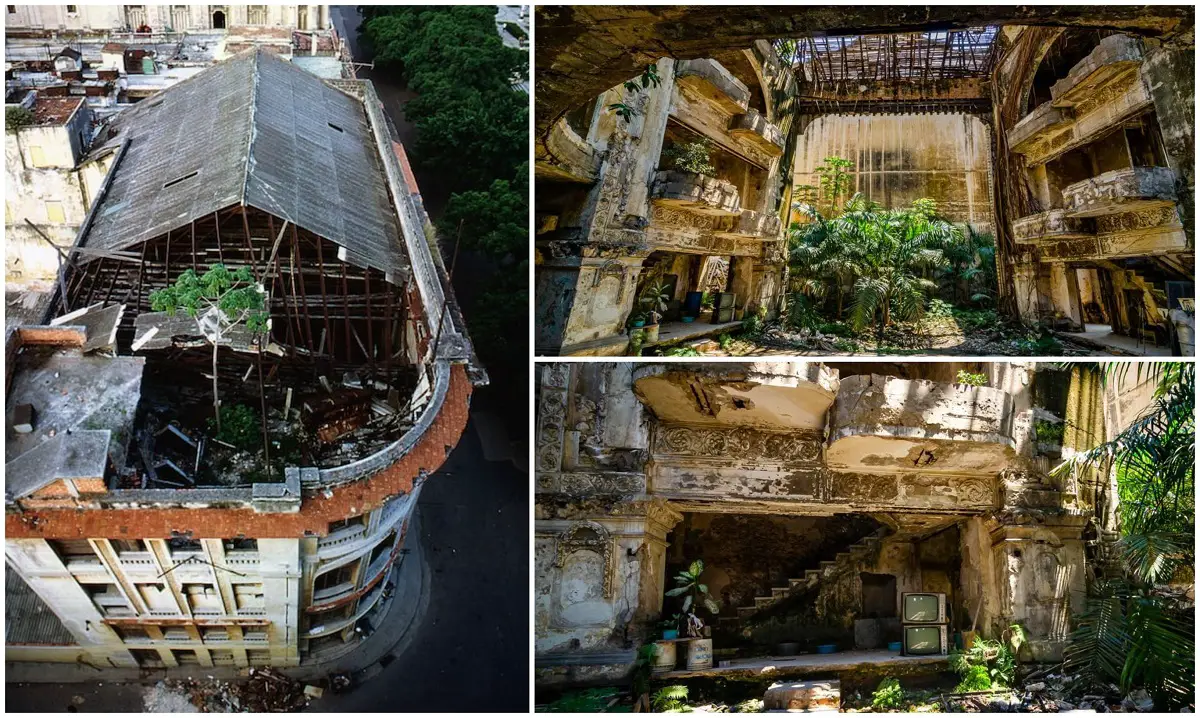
4;513;431;687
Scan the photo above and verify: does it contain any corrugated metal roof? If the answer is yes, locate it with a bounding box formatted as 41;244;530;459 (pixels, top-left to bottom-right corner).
80;48;406;278
6;569;77;646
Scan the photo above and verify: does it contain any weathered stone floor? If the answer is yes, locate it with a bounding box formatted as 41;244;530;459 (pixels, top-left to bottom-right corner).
657;649;949;680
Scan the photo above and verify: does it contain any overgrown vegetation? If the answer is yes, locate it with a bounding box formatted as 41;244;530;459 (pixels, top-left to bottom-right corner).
1034;419;1066;444
6;105;33;134
871;677;905;709
360;7;527;385
955;370;987;387
150;264;268;434
651;685;691;713
538;687;622;712
790;186;974;333
208;404;261;453
608;64;662;122
662;139;717;176
949;626;1024;692
1059;363;1194;711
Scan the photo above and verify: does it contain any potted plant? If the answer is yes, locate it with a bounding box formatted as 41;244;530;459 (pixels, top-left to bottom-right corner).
630;311;647;328
700;291;715;323
658;613;682;641
666;560;721;670
639;281;670;344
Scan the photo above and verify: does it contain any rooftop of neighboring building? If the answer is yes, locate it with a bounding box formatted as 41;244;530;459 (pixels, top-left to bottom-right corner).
29;95;84;126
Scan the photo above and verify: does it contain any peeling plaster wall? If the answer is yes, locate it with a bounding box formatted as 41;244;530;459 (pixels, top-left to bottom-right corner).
535;362;1109;684
1141;30;1196;244
793;114;994;230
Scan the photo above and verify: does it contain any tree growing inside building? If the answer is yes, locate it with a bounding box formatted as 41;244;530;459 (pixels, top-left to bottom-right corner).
789;193;963;333
149;264;269;433
1058;363;1195;710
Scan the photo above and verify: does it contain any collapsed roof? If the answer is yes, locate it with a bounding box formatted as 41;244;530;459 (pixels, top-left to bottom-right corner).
775;27;1001;84
80;48;407;279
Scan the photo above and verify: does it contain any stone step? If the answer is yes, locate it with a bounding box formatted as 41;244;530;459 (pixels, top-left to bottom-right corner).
820;560;837;574
754;596;776;609
835;552;852;563
805;569;821;582
737;606;758;619
772;587;790;600
788;578;807;590
763;680;840;712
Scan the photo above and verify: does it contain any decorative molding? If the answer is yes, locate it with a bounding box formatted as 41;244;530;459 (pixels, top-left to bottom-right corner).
537;471;647;496
650;205;717;231
554;521;615;599
537;365;571;473
1095;205;1179;234
654;424;823;463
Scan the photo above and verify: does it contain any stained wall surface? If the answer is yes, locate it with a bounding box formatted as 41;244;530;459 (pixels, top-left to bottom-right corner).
793;114;994;230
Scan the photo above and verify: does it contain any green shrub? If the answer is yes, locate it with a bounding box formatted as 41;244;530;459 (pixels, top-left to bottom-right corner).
955;664;992;692
717;333;733;351
1034;420;1066;444
871;677;905;709
741;313;763;339
927;298;955;318
208;404;261;452
663;346;701;357
662;139;716;175
6;105;33;134
786;292;823;332
956;370;987;387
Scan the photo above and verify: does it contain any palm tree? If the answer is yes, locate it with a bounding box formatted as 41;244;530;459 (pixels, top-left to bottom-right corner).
941;225;997;305
843;197;961;331
1058;362;1194;710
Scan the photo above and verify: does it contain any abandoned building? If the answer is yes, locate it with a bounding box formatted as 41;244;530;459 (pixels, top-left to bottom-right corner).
534;360;1157;689
4;48;484;670
5;26;351;293
534;7;1195;356
4;4;331;34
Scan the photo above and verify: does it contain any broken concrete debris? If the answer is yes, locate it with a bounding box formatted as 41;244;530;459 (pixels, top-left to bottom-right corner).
141;669;312;713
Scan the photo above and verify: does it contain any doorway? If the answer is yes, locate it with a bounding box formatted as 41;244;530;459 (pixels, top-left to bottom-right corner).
211;9;225;29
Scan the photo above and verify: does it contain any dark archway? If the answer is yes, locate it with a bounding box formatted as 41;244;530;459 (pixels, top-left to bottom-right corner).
212;9;225;29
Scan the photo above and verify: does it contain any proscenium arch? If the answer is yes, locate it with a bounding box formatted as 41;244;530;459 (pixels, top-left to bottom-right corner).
535;5;1194;154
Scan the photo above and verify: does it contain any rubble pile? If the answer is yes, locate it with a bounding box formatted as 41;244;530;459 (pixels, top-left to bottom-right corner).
141;669;313;713
1015;672;1162;713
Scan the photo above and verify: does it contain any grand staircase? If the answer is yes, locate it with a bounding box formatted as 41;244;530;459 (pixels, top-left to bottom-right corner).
718;527;891;634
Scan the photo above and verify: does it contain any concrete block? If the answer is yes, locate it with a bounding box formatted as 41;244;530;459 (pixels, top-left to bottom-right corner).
12;403;35;434
763;680;840;712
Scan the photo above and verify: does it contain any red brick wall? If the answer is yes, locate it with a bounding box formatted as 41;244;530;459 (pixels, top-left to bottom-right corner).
6;364;472;540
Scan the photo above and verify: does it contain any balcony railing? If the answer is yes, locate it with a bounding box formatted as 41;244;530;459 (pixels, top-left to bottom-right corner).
1062;166;1177;218
729;109;785;157
1011;210;1094;245
312;582;356;604
650;170;741;217
827;374;1016;475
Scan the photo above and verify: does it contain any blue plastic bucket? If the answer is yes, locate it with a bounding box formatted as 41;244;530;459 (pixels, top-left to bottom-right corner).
888;641;903;652
816;644;837;654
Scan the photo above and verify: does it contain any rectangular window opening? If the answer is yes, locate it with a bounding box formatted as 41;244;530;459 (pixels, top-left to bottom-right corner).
162;171;199;189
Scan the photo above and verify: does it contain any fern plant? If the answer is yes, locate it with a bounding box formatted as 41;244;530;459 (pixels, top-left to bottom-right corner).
651;685;690;712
